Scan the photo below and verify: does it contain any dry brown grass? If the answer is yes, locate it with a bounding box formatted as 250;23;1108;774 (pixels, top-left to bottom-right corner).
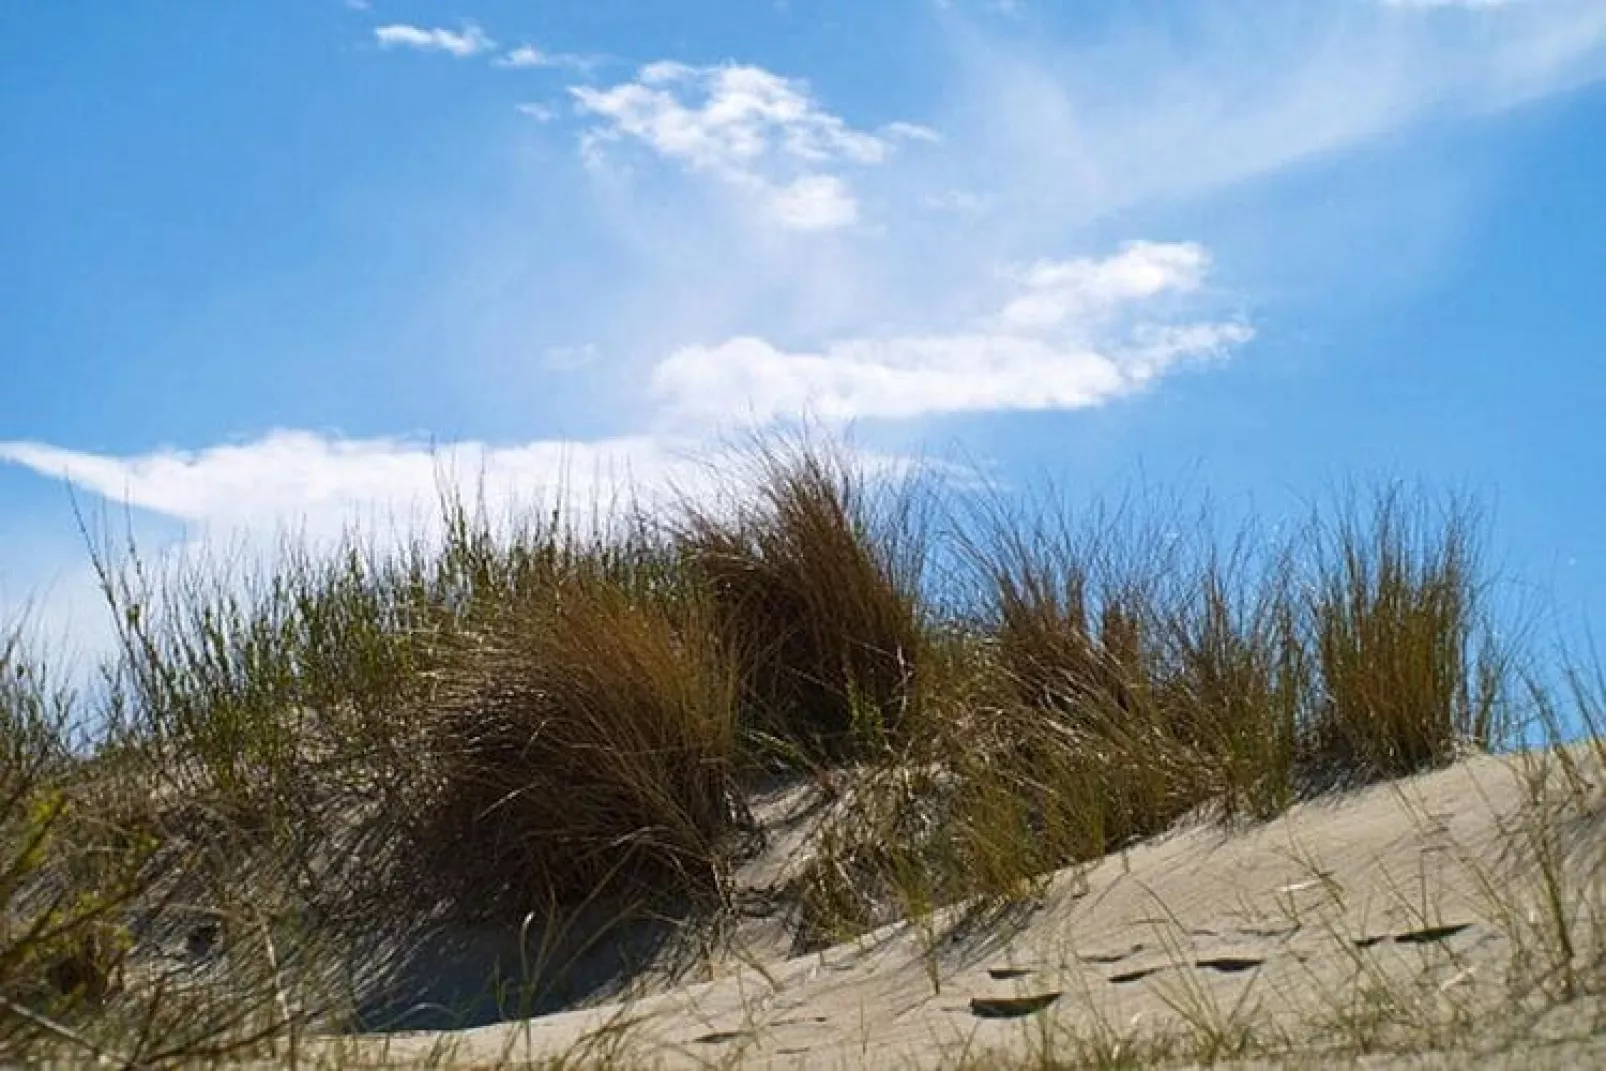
0;436;1572;1065
1309;488;1505;781
680;440;929;762
417;563;739;917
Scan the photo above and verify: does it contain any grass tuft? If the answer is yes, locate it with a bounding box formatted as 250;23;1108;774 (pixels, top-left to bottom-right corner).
1310;488;1504;781
681;439;929;761
418;556;739;915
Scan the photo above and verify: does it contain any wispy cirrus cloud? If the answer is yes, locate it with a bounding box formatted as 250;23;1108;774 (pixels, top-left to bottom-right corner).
938;0;1606;242
881;121;943;144
373;22;494;58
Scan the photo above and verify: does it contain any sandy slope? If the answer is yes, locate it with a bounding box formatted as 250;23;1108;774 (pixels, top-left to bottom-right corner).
321;748;1606;1068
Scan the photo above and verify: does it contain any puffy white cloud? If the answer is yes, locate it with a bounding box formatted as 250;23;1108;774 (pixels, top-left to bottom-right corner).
573;62;886;171
651;241;1250;425
373;22;494;58
998;242;1209;332
571;62;926;230
653;326;1249;425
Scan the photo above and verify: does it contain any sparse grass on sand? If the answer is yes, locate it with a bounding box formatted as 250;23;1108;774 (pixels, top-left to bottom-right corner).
1;436;1601;1067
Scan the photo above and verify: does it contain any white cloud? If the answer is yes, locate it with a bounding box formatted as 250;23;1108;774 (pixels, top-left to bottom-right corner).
651;328;1245;425
998;241;1209;332
766;174;859;230
571;62;917;230
497;45;554;68
881;121;943;143
0;433;957;572
574;63;888;172
0;433;722;541
373;22;493;58
427;4;1606;432
494;44;596;71
651;241;1250;425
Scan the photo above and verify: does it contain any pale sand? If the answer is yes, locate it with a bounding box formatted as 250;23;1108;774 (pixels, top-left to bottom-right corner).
310;748;1606;1068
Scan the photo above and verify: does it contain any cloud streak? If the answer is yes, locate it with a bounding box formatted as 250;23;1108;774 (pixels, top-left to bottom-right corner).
494;44;598;72
0;433;723;538
936;0;1606;239
373;22;494;58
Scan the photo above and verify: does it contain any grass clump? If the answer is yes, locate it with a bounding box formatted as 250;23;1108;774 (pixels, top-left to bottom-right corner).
419;555;740;916
682;440;929;761
1310;488;1504;781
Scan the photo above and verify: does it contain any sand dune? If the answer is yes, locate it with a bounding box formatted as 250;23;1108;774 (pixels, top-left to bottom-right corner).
311;746;1606;1068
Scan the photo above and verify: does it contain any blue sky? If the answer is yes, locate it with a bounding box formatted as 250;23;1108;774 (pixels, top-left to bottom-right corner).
3;0;1605;661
